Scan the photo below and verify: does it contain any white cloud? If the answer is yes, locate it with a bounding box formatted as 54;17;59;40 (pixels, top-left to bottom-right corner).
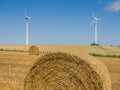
105;0;120;12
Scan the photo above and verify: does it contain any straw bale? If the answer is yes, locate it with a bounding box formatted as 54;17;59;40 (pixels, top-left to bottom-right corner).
29;46;39;55
24;51;111;90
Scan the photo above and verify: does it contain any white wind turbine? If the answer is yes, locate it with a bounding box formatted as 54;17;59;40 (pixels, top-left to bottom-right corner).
24;11;31;45
90;11;102;44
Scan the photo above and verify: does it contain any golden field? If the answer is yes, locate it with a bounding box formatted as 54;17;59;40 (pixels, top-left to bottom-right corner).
0;45;120;90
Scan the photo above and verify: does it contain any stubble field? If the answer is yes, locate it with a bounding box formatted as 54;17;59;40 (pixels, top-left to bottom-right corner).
0;45;120;90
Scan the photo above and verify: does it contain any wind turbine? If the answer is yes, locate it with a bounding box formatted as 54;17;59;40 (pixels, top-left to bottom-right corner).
90;11;102;44
24;11;31;45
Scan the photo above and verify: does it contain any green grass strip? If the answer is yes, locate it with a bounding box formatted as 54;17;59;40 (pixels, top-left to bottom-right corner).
0;48;27;52
90;53;120;58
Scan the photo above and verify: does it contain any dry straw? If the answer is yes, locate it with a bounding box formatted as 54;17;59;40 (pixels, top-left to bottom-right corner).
29;45;39;55
24;51;111;90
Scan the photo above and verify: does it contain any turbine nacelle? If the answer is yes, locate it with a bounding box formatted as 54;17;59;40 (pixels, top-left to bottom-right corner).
90;12;102;26
92;11;102;22
25;11;31;21
25;16;31;21
25;16;31;19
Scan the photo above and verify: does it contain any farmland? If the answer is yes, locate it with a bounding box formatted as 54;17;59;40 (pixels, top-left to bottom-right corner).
0;45;120;90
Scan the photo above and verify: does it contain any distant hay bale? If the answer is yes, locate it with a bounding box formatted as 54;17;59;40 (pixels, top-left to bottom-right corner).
24;52;111;90
29;45;39;55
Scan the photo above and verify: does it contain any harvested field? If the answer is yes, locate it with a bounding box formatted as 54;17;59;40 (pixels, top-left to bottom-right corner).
102;46;120;52
0;52;40;90
0;45;120;55
99;57;120;90
0;45;119;90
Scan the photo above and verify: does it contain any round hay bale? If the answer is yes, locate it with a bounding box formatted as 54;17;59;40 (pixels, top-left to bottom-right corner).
29;45;39;55
24;52;111;90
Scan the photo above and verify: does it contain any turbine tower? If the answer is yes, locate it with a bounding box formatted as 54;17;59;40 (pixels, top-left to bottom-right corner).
90;11;102;44
24;11;31;45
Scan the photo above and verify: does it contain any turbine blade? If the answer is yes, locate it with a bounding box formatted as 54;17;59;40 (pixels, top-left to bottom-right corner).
92;11;95;18
96;18;102;20
90;20;94;26
28;16;31;19
24;8;27;16
21;19;25;24
25;12;27;17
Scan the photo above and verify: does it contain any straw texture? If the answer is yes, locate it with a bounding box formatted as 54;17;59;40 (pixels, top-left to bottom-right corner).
24;52;111;90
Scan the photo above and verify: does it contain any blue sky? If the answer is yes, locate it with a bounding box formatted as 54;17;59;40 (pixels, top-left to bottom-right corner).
0;0;120;45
